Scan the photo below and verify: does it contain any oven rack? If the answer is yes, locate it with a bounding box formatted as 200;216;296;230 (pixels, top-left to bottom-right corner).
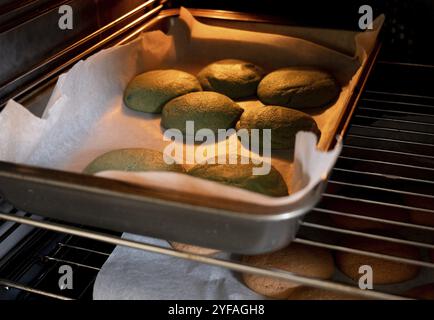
0;211;412;300
0;71;433;299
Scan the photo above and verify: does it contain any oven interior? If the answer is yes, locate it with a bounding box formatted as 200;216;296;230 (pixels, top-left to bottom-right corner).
0;0;433;300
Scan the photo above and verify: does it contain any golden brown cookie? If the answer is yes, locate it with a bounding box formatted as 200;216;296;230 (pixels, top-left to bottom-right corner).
404;283;434;300
287;286;364;300
335;236;420;285
241;243;334;299
170;242;219;256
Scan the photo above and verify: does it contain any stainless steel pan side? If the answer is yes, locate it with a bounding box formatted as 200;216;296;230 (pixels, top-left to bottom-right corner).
0;161;326;254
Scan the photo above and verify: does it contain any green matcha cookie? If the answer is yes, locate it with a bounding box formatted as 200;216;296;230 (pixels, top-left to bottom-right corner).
187;161;288;197
257;67;340;109
83;148;184;174
124;69;202;113
236;105;321;150
161;91;244;135
197;59;265;99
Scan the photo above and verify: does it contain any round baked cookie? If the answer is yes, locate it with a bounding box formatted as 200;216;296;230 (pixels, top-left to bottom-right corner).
335;236;421;285
197;59;265;99
257;67;340;109
236;105;321;150
161;91;243;135
187;161;288;197
241;243;335;299
170;242;219;256
404;283;434;300
83;148;184;174
288;286;364;300
124;69;201;113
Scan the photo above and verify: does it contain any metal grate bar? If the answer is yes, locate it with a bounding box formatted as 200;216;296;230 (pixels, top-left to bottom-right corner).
328;180;434;199
376;61;434;68
358;107;434;118
346;134;434;147
42;256;101;271
364;90;434;101
337;155;434;172
360;98;434;109
355;114;434;127
58;242;110;257
0;278;72;300
323;193;434;213
349;124;434;138
77;277;98;300
57;243;110;256
332;167;434;185
292;238;434;269
343;145;434;160
312;207;434;232
300;221;434;250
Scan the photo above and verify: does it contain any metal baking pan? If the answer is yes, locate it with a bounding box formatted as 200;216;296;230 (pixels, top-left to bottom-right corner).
0;9;381;254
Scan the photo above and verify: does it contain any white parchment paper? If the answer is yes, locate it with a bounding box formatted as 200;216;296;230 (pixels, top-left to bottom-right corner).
93;234;264;300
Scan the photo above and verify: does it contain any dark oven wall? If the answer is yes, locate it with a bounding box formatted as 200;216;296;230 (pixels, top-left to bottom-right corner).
179;0;434;65
0;0;163;108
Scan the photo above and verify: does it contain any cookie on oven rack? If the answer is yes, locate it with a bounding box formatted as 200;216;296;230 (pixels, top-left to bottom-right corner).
241;243;335;299
335;236;421;285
